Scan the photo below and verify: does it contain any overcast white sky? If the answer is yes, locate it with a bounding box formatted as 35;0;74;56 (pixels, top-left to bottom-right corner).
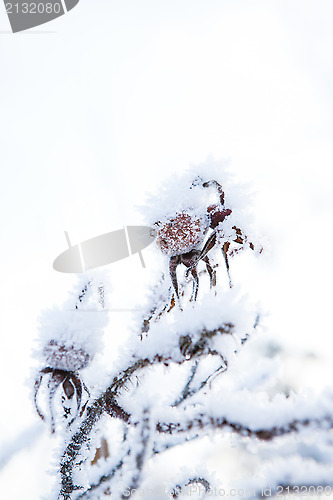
0;0;333;497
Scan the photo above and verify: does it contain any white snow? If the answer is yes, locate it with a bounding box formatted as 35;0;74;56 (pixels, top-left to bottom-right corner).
1;1;333;498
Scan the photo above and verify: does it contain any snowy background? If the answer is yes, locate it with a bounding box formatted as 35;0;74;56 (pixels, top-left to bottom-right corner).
0;0;333;498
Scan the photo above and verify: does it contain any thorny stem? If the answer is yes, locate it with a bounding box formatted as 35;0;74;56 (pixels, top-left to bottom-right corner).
57;321;251;499
120;411;151;500
156;414;333;441
59;400;105;499
172;477;211;498
58;359;153;499
172;360;199;406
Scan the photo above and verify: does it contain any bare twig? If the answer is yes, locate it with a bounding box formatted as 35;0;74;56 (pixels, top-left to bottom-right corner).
173;361;199;406
120;410;152;499
171;477;211;498
157;414;333;441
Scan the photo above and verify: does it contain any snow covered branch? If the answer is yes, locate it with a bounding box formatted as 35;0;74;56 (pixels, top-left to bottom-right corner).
156;411;333;442
57;318;235;499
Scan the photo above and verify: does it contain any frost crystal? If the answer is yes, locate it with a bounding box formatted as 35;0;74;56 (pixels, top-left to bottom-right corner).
156;211;209;256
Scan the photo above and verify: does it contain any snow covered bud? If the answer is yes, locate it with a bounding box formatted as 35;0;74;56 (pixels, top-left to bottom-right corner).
33;275;110;433
43;340;91;372
155;211;209;256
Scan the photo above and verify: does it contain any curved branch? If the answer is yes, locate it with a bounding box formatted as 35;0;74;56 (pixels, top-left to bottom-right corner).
157;414;333;441
172;477;211;498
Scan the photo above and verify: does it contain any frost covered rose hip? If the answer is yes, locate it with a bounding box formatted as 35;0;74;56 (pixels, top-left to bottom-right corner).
156;212;207;256
34;340;92;434
153;179;260;304
43;340;91;372
33;278;108;433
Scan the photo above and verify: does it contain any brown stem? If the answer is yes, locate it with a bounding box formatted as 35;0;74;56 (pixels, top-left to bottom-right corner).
156;414;333;441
